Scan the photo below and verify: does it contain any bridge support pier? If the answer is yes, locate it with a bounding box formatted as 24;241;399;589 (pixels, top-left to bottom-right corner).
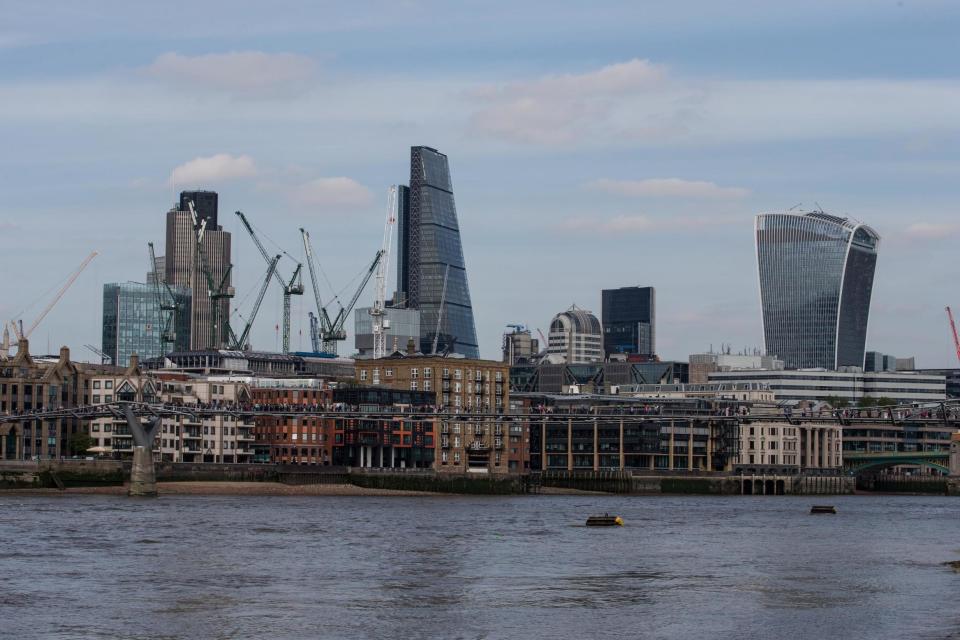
123;407;161;498
129;446;157;497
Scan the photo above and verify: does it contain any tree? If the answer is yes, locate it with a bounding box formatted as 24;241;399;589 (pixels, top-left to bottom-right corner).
825;395;849;409
67;432;94;456
857;396;877;408
875;397;895;408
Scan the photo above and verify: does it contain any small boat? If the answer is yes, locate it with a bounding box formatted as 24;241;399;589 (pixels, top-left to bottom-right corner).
810;505;837;514
586;514;624;526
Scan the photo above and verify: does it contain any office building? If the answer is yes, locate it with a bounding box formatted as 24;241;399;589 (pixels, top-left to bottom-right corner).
756;211;880;369
102;282;191;366
689;351;784;384
707;369;945;404
165;190;232;350
395;147;480;358
146;254;165;285
502;326;539;366
602;286;655;359
547;305;603;364
179;190;218;229
914;369;960;398
353;306;421;358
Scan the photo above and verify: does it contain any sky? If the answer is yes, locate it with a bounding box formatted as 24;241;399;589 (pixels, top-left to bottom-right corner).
1;0;959;366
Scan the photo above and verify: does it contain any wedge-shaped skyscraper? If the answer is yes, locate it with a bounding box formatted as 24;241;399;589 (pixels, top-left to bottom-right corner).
396;146;480;358
755;211;879;370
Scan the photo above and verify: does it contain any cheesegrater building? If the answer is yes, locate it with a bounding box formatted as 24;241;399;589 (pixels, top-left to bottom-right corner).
395;147;480;359
755;211;880;370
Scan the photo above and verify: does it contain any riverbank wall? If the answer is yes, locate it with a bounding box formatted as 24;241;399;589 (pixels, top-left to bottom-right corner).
539;470;855;495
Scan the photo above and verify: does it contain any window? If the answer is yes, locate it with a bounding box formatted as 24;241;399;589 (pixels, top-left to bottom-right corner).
411;381;418;391
424;368;432;379
93;381;101;390
454;369;462;380
360;370;368;381
105;381;113;389
411;368;419;379
385;368;393;378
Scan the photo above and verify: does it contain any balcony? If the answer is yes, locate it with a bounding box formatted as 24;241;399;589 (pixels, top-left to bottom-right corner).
468;441;490;452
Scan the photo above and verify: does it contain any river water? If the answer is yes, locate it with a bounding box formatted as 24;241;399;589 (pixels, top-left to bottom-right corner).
0;494;958;640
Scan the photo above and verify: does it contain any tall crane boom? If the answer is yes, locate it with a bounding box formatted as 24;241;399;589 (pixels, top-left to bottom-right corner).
299;228;335;343
947;306;960;365
235;211;303;353
230;255;280;350
15;251;98;340
371;186;397;359
431;264;451;355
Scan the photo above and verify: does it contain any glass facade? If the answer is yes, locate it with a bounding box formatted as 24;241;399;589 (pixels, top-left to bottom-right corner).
397;147;480;358
354;307;422;356
102;282;191;367
755;212;879;369
602;286;656;358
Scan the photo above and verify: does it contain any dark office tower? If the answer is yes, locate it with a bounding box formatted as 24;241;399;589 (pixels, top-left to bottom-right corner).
756;211;880;370
166;191;232;350
396;147;480;358
394;185;411;308
179;190;218;229
602;286;656;359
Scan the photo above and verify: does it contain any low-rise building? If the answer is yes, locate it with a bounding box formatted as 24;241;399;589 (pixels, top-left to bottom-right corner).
707;369;946;404
0;340;85;459
354;343;512;473
733;422;842;474
688;352;783;384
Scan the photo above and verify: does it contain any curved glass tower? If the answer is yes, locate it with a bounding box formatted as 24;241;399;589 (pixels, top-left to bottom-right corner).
755;212;880;370
396;147;480;359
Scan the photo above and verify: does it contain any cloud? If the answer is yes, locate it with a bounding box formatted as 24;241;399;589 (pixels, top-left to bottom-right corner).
468;58;667;145
903;222;960;240
169;153;257;186
559;213;744;234
291;177;373;208
144;51;316;96
0;221;20;232
587;178;750;199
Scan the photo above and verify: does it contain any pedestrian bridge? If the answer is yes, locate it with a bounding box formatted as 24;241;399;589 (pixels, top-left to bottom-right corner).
843;451;950;475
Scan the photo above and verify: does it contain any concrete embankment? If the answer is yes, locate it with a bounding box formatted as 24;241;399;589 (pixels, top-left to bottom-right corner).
0;461;890;496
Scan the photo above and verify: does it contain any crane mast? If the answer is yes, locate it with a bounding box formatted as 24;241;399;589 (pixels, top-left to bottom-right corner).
370;186;397;359
188;201;234;349
947;307;960;365
431;264;451;355
235;211;303;354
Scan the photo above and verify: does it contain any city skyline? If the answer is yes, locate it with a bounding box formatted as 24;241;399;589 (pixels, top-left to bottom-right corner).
1;2;959;365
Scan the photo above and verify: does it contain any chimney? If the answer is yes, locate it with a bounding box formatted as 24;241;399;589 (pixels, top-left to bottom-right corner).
406;337;416;355
59;345;70;362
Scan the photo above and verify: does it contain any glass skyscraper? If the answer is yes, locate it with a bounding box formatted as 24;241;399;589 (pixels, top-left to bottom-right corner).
396;146;480;358
755;212;880;370
102;282;191;367
602;286;656;359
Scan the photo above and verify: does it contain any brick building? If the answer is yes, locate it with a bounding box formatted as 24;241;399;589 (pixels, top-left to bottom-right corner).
353;343;516;473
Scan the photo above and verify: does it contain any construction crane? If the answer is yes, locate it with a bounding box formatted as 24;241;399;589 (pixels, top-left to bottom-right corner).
947;307;960;365
300;227;383;355
84;344;112;365
10;251;98;341
308;312;321;353
147;242;184;354
228;254;280;351
370;186;397;360
188;201;235;349
235;211;303;354
431;264;451;355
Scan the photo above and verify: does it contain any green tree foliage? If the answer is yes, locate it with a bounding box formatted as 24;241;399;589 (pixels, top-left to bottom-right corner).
67;432;94;456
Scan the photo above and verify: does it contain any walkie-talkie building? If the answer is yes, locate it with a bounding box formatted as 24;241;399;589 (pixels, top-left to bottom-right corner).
755;212;880;370
396;146;480;358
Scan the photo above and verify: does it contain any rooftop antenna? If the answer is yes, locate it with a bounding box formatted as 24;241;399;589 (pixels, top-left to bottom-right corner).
788;203;803;211
814;202;824;213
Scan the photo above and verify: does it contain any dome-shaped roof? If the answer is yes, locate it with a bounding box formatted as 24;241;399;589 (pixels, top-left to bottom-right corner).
551;304;602;335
